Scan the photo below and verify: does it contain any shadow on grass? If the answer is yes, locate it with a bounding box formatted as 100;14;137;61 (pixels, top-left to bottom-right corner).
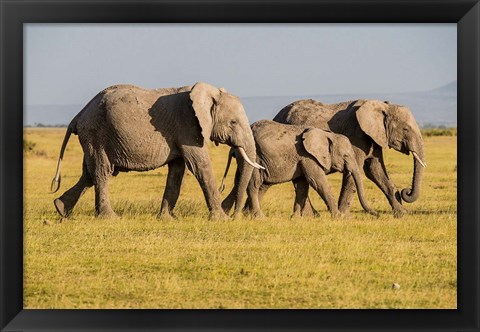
111;198;208;219
131;173;165;178
408;209;457;215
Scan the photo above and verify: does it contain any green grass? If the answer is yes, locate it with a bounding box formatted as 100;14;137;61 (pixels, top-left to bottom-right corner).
23;128;457;308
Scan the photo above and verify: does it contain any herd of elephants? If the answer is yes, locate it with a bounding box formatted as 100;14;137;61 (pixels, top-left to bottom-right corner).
50;82;426;220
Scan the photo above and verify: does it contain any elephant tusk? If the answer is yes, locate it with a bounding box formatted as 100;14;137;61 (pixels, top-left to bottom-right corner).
254;162;265;170
238;147;265;170
412;151;427;168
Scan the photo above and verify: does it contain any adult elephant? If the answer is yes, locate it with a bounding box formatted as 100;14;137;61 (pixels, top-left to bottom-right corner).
273;99;426;218
51;82;262;220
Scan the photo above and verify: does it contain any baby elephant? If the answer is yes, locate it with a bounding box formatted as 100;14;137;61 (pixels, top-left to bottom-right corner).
221;120;378;218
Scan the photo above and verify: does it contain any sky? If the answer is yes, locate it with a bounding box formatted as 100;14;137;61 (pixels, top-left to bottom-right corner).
25;24;456;106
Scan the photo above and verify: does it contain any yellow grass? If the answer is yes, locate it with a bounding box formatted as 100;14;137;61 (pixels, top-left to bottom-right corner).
23;128;457;308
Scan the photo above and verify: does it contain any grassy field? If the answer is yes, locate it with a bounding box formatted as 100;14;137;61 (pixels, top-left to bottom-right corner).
23;128;457;309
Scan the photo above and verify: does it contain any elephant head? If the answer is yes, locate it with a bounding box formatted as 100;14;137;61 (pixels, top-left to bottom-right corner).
302;128;378;216
189;82;262;214
355;100;426;203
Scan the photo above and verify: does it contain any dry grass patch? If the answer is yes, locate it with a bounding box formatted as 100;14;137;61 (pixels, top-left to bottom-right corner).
24;128;456;308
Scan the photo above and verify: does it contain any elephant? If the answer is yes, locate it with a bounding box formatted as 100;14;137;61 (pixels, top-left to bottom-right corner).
273;99;426;218
220;120;379;218
50;82;263;220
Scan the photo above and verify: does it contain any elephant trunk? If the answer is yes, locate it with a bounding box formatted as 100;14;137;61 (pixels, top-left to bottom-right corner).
232;139;257;217
351;167;379;217
220;148;237;214
401;149;425;203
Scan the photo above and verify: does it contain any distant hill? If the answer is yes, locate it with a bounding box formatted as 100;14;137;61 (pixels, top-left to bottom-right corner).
427;80;456;98
24;81;457;127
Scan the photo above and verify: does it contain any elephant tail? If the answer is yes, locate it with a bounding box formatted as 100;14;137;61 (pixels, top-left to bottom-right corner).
219;148;236;193
50;121;75;193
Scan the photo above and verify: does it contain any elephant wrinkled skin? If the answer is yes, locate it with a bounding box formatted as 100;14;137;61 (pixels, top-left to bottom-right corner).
51;82;260;220
273;99;426;218
221;120;378;218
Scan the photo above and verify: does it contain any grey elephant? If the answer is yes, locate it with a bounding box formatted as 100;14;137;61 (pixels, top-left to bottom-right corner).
51;82;263;220
273;99;426;218
221;120;378;218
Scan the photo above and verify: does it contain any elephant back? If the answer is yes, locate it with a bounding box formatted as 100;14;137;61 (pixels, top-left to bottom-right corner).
274;99;334;131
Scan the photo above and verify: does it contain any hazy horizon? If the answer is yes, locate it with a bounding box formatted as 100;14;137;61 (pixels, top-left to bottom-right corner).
24;24;456;125
25;79;456;105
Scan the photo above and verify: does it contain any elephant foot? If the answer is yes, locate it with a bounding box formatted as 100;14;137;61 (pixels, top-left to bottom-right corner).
251;211;266;219
209;210;230;221
330;211;341;219
232;210;246;220
54;198;73;218
96;209;119;219
393;205;408;218
338;203;353;215
242;206;252;216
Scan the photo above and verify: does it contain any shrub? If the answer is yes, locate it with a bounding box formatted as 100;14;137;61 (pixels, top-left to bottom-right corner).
23;139;47;157
421;127;457;137
24;139;36;152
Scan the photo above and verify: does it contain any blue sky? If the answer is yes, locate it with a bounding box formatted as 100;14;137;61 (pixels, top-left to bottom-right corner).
25;24;456;106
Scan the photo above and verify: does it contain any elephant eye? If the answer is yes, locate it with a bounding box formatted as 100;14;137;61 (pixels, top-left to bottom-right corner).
231;119;238;125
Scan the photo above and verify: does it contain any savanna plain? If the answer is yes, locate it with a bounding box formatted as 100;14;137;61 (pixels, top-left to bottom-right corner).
24;128;456;309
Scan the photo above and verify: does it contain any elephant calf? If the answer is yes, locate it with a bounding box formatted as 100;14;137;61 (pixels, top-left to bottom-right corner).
221;120;378;218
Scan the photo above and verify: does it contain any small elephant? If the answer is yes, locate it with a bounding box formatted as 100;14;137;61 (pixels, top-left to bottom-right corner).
51;82;262;220
221;120;378;218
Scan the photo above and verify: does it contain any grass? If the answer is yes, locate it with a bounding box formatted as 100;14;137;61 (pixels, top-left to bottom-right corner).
23;128;457;308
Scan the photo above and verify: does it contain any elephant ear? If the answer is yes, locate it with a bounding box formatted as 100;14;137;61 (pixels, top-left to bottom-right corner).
355;100;389;148
302;128;332;170
189;82;221;143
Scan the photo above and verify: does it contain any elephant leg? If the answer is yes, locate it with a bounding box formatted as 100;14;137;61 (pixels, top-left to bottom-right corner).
242;183;270;216
54;158;93;217
93;178;116;218
292;177;319;217
364;156;407;218
158;158;185;220
338;172;357;215
303;163;339;218
251;183;271;215
183;147;228;220
244;172;266;218
87;152;117;219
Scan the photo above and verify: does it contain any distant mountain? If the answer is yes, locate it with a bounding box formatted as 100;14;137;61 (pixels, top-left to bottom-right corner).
427;80;457;98
24;81;457;127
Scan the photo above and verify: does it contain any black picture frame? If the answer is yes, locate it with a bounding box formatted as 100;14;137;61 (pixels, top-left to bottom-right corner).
1;0;479;331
